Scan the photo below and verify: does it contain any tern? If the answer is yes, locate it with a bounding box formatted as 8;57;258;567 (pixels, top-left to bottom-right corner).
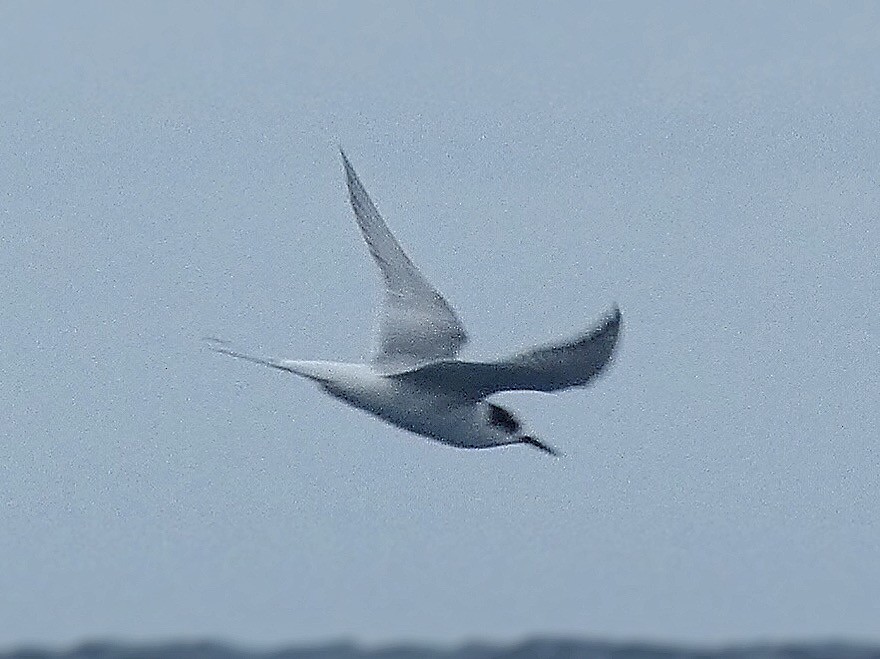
209;150;621;456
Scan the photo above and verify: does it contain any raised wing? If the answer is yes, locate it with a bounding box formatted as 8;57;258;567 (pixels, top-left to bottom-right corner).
341;149;468;373
396;306;621;399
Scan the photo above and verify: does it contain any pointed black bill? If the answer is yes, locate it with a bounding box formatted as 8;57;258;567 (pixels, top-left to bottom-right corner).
521;436;561;457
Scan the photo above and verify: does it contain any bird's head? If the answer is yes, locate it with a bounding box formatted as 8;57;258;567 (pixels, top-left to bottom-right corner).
482;402;560;456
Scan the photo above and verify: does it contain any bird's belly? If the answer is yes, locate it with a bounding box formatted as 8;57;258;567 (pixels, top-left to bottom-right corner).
325;379;483;447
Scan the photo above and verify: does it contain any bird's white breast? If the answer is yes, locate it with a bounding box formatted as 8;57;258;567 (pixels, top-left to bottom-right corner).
316;362;494;448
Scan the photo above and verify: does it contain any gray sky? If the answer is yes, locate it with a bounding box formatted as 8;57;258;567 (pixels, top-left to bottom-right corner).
1;0;879;649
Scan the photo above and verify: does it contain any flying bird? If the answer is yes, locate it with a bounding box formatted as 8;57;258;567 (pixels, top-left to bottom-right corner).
209;150;621;456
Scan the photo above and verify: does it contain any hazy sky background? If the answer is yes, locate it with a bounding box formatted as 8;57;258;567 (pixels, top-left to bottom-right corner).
2;0;879;650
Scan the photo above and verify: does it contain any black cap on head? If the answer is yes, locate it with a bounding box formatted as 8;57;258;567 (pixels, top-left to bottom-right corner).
487;402;520;434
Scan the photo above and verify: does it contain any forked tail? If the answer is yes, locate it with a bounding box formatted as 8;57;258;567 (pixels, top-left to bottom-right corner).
204;337;291;371
204;338;332;382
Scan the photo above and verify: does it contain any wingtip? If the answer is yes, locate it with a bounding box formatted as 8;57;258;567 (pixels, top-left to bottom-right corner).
339;147;359;190
601;304;621;330
339;146;352;169
600;305;622;345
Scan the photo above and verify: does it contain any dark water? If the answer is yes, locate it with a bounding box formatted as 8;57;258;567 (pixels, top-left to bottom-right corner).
3;639;879;659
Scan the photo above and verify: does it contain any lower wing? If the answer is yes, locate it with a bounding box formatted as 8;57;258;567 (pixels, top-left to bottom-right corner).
396;306;621;399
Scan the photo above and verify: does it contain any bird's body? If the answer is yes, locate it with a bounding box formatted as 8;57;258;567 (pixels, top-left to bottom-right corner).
287;362;474;447
209;150;622;456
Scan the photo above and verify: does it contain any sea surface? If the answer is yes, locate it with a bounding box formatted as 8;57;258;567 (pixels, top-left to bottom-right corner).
2;639;879;659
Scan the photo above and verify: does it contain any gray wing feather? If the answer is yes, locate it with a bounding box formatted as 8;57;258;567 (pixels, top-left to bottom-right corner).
396;306;621;398
340;150;468;372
